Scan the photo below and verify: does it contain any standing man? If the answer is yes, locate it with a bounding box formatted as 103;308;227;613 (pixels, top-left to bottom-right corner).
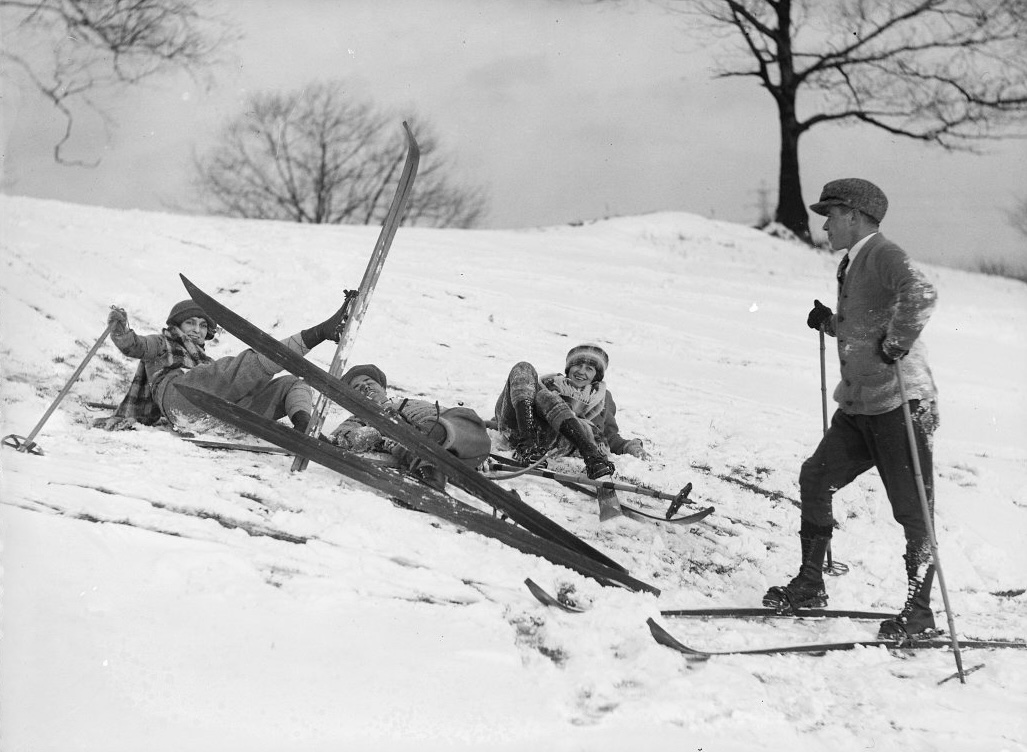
763;178;941;641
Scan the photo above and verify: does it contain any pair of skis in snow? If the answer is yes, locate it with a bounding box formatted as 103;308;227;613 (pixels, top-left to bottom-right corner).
524;578;1026;660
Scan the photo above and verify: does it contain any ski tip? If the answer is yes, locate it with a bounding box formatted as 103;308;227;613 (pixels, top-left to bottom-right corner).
401;121;420;156
525;577;587;613
179;273;200;299
646;618;709;659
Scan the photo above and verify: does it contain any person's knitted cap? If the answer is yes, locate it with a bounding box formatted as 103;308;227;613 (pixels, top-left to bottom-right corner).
565;343;609;383
809;178;888;223
341;364;388;390
166;299;217;340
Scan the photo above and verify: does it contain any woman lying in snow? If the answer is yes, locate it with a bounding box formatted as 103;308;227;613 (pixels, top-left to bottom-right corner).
328;363;492;490
98;298;347;433
493;343;647;480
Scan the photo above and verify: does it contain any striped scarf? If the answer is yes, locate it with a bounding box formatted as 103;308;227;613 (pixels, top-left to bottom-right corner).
541;373;607;424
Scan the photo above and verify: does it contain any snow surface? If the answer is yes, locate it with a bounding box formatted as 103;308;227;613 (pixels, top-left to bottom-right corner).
1;194;1025;751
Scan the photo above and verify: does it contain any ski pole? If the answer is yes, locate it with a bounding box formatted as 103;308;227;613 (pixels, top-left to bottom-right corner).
895;363;965;683
819;329;829;434
1;319;117;456
819;328;848;575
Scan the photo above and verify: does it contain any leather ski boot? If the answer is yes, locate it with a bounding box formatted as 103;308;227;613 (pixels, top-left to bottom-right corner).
559;418;614;479
878;538;938;641
300;299;352;348
511;399;548;465
763;520;833;612
290;410;312;434
392;445;446;492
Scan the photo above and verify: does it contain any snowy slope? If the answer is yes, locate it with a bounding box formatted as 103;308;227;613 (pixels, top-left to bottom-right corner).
1;195;1025;751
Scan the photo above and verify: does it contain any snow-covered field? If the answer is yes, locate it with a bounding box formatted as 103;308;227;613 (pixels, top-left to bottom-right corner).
1;194;1025;751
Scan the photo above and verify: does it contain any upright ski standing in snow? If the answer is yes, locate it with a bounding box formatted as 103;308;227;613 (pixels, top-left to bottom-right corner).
293;121;421;472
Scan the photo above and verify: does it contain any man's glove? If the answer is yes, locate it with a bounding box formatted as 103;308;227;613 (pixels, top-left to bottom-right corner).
880;336;908;364
806;299;833;331
108;306;129;336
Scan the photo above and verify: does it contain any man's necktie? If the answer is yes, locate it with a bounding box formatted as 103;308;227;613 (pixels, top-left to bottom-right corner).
836;253;850;289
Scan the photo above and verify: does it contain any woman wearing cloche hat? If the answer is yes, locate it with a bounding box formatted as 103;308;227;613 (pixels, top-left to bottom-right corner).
99;295;349;434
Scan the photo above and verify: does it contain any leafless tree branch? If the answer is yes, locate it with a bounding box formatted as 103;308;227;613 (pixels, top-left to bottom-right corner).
668;0;1027;241
191;82;488;229
1;0;234;163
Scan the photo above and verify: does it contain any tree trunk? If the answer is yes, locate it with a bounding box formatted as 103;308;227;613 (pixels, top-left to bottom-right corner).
775;108;811;244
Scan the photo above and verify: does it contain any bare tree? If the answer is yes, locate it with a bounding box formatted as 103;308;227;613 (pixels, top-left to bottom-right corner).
1;0;232;165
191;82;488;228
671;0;1027;242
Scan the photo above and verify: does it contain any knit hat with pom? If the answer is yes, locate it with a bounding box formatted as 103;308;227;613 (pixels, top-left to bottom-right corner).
565;343;609;383
166;300;217;340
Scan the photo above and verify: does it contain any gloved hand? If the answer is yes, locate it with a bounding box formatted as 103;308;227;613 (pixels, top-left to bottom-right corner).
108;306;129;336
623;438;648;459
806;299;833;330
880;336;908;364
330;424;382;452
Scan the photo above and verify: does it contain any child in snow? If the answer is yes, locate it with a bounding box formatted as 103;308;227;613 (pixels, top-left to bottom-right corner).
328;364;492;490
100;298;348;433
493;344;646;480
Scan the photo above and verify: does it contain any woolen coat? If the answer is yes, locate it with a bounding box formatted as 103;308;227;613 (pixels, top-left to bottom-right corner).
824;233;938;416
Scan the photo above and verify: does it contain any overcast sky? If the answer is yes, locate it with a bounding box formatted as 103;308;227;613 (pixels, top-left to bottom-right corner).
3;0;1025;272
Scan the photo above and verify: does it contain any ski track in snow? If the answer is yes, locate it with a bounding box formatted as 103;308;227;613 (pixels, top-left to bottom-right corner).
2;196;1026;751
